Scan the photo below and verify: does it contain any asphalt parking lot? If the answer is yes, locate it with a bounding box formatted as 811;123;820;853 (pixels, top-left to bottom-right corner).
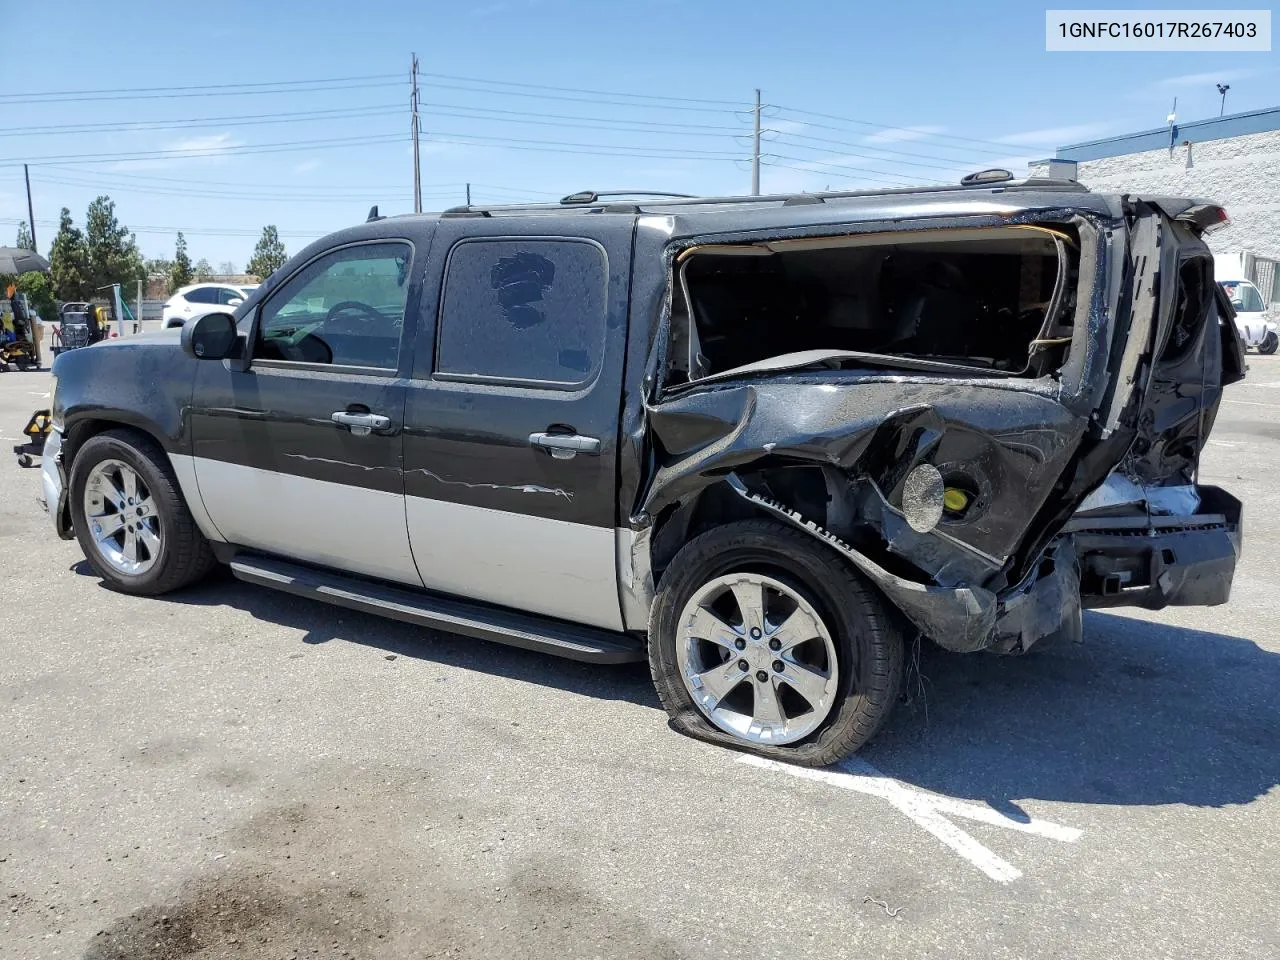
1;357;1277;960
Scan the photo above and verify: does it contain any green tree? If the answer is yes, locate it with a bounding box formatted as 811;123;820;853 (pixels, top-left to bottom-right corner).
194;258;213;281
49;207;91;301
246;225;287;280
15;221;35;251
170;232;193;292
17;272;57;323
84;195;145;293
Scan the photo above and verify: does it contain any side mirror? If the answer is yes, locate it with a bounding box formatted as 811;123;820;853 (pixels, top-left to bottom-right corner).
228;297;244;307
181;311;242;361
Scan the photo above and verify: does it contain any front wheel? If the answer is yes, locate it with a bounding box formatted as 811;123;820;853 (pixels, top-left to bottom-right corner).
1258;331;1279;355
648;518;904;766
69;428;217;595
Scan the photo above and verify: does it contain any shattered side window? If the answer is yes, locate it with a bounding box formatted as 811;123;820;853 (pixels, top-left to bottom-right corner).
435;238;608;388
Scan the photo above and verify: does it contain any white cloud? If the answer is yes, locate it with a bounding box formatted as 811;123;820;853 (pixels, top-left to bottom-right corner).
165;133;243;157
863;124;947;145
993;123;1111;147
1153;67;1270;89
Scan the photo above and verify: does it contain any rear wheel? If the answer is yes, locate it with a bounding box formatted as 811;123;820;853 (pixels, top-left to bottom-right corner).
648;518;904;766
70;429;217;595
1259;331;1279;355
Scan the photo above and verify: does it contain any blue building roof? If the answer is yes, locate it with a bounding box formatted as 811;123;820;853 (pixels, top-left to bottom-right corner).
1056;106;1280;162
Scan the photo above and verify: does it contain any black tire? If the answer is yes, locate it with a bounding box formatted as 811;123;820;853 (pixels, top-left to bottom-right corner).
1259;331;1279;356
69;428;217;595
648;518;904;766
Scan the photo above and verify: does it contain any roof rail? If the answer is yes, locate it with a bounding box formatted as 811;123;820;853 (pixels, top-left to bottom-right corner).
560;190;698;205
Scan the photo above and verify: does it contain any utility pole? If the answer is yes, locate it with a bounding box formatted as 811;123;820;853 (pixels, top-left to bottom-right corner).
23;164;36;251
137;277;144;333
411;53;422;213
751;88;761;196
466;182;471;206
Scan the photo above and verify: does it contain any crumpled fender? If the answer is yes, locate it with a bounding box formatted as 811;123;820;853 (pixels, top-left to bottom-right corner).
725;475;1000;653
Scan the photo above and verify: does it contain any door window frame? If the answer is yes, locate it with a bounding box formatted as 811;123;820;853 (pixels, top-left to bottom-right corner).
245;238;417;379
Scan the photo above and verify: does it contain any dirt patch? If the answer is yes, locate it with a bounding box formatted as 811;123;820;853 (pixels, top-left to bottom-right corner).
82;871;384;960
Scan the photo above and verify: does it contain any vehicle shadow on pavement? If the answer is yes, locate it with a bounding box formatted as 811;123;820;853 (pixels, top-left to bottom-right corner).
864;610;1280;810
75;562;662;709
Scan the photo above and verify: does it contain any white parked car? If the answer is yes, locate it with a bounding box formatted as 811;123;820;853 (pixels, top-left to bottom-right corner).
162;284;258;328
1218;277;1277;354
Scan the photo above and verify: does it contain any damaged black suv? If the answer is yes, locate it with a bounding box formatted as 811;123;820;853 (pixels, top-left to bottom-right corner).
40;178;1245;766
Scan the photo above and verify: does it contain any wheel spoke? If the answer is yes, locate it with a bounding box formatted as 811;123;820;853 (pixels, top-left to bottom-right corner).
93;512;127;541
780;661;831;711
122;527;139;564
695;658;748;706
753;678;786;726
101;476;127;510
729;579;767;636
769;606;821;653
137;522;161;559
685;606;742;652
120;468;138;503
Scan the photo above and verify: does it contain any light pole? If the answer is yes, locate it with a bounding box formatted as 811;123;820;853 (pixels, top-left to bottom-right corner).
1217;83;1230;117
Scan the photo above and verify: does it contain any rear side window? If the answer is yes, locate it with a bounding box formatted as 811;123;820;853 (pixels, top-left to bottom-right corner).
186;287;216;304
435;238;607;388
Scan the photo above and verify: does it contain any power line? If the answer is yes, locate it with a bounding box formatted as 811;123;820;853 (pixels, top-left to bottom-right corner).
762;156;935;187
0;104;405;137
419;100;746;134
0;215;329;239
418;79;740;114
0;80;401;106
2;133;407;166
0;73;402;103
417;70;750;107
421;132;741;161
765;138;957;179
770;105;1021;155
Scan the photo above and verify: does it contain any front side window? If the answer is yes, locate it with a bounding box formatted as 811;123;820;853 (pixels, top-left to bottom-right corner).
217;287;243;305
255;242;412;369
435;238;607;388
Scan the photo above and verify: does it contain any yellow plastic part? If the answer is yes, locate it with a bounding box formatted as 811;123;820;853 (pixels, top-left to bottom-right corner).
943;488;970;513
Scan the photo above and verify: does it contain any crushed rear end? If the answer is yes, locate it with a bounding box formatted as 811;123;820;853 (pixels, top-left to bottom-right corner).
635;189;1245;654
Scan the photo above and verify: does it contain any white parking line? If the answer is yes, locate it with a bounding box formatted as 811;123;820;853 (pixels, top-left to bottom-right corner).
739;754;1082;884
1222;398;1280;407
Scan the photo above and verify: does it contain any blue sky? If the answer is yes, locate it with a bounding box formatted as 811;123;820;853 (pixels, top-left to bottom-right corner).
2;0;1276;268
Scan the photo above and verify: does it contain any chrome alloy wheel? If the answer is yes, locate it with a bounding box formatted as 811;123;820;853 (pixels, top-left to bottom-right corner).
83;459;161;577
676;573;839;745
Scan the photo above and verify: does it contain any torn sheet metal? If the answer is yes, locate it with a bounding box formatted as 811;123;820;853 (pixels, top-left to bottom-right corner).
642;379;1085;571
726;476;1000;653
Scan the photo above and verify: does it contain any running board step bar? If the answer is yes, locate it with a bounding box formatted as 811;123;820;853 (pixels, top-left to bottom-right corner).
229;555;646;664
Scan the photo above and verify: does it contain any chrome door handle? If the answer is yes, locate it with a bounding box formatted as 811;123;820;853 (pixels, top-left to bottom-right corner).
331;411;390;436
529;432;601;459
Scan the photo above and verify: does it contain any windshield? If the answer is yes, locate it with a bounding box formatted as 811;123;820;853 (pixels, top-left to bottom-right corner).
1219;280;1266;313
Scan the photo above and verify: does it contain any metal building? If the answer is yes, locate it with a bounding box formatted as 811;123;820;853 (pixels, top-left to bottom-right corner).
1030;106;1280;305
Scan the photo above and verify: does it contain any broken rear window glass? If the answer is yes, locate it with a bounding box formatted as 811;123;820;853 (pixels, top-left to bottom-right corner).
667;226;1077;385
436;237;608;388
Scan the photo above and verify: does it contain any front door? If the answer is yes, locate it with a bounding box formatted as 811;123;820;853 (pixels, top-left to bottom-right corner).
189;239;423;586
402;218;635;630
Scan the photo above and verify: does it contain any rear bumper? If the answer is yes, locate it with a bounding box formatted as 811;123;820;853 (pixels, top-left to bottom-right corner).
1065;486;1242;610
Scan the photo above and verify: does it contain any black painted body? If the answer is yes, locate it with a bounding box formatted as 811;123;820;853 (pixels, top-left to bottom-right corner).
48;181;1245;649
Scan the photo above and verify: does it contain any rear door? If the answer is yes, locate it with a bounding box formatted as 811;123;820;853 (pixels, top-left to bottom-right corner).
189;237;426;586
402;216;635;630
